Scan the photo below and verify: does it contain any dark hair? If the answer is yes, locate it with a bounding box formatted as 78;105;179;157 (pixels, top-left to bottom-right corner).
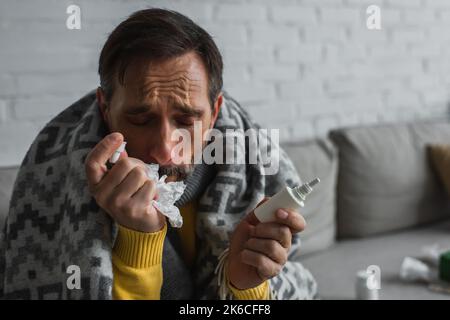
98;8;223;107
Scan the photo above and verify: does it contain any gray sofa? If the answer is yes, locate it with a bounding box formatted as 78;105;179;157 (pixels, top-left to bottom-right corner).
283;119;450;300
1;119;450;299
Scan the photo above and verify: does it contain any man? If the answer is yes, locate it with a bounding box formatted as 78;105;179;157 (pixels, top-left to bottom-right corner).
0;9;317;300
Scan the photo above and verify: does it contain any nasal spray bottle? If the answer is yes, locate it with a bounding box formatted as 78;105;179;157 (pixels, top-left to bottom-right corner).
109;142;127;164
254;178;320;223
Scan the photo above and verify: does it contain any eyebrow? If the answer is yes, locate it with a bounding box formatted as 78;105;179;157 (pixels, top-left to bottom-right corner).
125;103;204;118
173;103;204;118
125;105;152;115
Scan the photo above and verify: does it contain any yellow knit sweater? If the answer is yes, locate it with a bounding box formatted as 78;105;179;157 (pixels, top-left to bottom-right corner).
112;201;269;300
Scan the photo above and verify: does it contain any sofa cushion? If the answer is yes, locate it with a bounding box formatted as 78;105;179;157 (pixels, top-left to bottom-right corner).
300;219;450;300
282;139;337;256
330;120;450;238
0;166;19;230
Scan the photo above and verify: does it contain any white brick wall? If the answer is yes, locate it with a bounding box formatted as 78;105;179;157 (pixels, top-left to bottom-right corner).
1;0;450;166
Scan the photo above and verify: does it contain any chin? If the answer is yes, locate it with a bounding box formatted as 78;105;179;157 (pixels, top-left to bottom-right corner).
164;175;181;183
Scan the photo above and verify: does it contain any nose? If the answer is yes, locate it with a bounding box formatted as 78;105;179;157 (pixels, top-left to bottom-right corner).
150;118;176;165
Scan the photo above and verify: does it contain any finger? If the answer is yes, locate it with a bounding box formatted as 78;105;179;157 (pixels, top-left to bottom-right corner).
95;157;144;194
244;197;270;226
252;222;292;249
245;237;287;265
112;166;148;200
130;179;158;207
118;149;129;161
240;249;282;280
274;208;306;234
85;132;124;186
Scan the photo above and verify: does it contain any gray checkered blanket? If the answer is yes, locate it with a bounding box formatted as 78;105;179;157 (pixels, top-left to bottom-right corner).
0;90;317;299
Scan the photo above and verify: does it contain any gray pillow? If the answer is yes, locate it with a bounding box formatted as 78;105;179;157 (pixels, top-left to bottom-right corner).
0;166;19;231
330;120;450;238
282;139;337;256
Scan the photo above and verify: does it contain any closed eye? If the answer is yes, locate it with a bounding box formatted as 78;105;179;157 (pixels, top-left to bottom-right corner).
128;114;156;126
174;116;195;127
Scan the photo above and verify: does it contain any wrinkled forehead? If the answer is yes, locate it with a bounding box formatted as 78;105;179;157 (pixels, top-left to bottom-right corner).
116;53;209;107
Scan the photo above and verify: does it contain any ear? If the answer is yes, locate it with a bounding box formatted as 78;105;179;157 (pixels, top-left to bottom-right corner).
210;93;223;129
96;87;110;124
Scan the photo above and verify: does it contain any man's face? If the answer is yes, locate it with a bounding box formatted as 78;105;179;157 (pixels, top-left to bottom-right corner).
97;52;222;182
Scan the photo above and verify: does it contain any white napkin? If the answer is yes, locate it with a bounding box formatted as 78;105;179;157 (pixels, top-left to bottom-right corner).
145;163;186;228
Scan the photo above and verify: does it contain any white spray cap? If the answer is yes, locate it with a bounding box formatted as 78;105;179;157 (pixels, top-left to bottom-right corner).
109;142;127;164
294;178;320;201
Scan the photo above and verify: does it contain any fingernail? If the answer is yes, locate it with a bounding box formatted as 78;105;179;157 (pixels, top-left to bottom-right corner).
277;209;288;219
109;133;120;142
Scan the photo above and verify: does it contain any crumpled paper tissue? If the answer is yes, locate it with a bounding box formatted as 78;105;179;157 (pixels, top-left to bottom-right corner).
399;243;448;283
400;257;436;282
145;163;186;228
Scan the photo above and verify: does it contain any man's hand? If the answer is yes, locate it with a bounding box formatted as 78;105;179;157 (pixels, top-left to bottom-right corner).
227;198;306;290
85;132;165;233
